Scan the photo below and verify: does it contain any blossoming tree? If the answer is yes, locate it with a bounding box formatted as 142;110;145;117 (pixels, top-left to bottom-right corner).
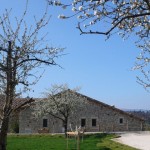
0;5;64;150
48;0;150;38
48;0;150;89
134;42;150;89
32;84;86;136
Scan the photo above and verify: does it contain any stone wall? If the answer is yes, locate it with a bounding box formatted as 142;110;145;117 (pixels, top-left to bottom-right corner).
19;94;144;133
73;101;144;132
19;107;63;133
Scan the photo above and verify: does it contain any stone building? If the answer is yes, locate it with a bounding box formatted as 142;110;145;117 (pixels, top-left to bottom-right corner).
19;90;145;133
0;96;34;133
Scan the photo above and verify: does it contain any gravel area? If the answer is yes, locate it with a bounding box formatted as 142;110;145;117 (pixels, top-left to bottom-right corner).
114;132;150;150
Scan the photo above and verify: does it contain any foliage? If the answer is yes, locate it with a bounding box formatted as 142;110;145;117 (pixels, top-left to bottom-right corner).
7;133;137;150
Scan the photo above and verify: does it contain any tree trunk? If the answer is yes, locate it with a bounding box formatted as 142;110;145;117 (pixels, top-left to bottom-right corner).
64;119;68;137
0;41;14;150
0;116;9;150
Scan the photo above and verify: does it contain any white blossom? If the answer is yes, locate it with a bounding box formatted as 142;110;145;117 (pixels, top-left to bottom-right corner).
48;0;150;89
94;10;99;16
97;14;101;18
83;24;87;28
96;1;100;5
90;21;95;25
77;15;82;19
85;13;90;17
32;84;86;133
72;7;77;12
54;0;61;6
58;14;66;19
78;6;83;11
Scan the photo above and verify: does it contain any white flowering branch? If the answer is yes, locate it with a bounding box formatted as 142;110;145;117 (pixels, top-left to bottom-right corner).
0;2;64;148
32;84;86;135
48;0;150;89
48;0;150;39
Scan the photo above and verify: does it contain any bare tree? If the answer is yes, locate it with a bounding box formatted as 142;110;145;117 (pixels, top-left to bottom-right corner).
32;84;86;136
0;4;64;150
48;0;150;88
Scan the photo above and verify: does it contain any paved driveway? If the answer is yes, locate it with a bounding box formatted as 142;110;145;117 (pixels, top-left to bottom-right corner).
114;132;150;150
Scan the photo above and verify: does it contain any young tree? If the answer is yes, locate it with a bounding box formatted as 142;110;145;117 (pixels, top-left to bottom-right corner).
48;0;150;88
32;84;86;136
0;5;64;150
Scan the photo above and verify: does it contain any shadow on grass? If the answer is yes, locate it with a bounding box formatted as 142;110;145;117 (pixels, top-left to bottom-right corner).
84;133;109;139
98;146;111;150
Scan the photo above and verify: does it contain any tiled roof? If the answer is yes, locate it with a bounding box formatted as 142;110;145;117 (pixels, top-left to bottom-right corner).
36;89;144;121
0;90;143;121
0;96;35;110
47;89;144;121
73;90;145;121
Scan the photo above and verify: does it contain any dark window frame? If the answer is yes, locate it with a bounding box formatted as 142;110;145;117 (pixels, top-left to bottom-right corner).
81;118;86;127
92;119;96;127
43;119;48;127
119;118;124;124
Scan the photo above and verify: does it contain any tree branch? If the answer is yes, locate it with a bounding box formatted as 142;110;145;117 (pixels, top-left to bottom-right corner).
77;12;150;35
48;112;65;122
12;98;34;113
16;57;56;67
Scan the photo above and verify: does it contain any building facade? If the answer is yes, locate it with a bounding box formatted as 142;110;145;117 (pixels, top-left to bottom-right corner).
19;91;144;133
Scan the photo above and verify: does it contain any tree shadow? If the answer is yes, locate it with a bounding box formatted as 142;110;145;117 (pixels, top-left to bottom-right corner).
98;146;111;150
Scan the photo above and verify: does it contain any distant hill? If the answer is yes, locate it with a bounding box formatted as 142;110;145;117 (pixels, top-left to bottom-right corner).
123;108;148;112
125;110;150;124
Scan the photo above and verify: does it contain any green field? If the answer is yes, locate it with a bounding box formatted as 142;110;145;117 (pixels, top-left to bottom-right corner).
7;133;137;150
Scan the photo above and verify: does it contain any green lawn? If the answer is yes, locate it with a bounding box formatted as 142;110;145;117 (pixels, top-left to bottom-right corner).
7;133;137;150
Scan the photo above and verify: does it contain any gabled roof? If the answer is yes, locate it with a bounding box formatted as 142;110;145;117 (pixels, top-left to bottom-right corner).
2;89;143;121
0;96;35;110
32;89;144;121
65;89;144;121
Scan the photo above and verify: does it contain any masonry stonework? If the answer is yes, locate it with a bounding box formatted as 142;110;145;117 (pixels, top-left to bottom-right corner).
19;91;144;133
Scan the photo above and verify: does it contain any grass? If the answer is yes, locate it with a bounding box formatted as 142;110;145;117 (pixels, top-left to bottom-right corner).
7;133;137;150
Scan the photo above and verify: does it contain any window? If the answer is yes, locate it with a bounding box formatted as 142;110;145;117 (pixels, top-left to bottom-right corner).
119;118;124;124
43;119;48;127
81;119;86;127
92;119;96;127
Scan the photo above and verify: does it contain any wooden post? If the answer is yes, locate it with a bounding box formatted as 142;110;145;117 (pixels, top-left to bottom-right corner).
77;132;80;150
67;134;68;150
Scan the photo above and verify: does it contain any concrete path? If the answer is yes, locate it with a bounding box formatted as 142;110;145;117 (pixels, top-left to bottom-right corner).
114;132;150;150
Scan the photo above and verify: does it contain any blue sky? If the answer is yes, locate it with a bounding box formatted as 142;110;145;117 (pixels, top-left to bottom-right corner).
1;0;150;110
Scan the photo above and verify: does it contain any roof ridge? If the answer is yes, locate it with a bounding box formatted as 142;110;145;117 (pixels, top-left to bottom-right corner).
72;91;144;121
